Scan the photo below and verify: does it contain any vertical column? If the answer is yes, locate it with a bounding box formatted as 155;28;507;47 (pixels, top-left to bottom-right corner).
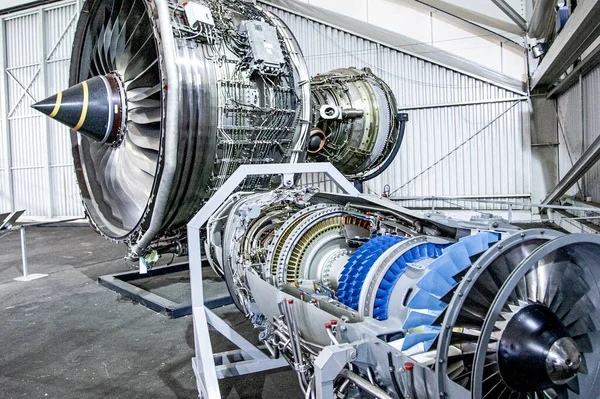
39;8;54;218
0;17;15;211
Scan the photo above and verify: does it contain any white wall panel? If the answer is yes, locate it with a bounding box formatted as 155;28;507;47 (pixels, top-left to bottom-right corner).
555;59;600;208
0;1;82;219
582;64;600;203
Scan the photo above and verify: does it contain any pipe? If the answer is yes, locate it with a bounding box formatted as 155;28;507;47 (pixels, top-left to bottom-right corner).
404;363;416;399
286;300;305;369
387;353;406;399
130;0;180;257
339;369;393;399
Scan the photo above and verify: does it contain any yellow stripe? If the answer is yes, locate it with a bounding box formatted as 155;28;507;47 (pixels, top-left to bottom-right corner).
49;91;62;118
73;81;89;131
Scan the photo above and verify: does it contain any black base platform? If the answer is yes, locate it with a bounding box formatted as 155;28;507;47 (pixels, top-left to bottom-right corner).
98;262;233;318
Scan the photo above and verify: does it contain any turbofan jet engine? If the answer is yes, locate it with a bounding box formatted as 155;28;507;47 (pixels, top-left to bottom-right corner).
207;188;600;399
32;0;403;259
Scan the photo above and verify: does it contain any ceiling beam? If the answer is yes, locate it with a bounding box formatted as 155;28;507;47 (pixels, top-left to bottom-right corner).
547;42;600;98
530;0;600;90
414;0;525;36
490;0;527;32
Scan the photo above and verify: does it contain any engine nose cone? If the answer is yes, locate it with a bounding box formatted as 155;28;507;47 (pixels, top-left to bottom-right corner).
498;304;578;392
546;337;582;385
32;74;124;144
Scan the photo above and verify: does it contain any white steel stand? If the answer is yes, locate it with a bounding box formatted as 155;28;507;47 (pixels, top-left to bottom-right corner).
186;163;359;399
14;226;48;282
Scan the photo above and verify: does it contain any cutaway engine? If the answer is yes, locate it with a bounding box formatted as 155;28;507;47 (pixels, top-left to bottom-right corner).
207;188;600;398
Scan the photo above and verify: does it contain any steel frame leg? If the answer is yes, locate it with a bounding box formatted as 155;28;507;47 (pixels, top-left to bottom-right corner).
14;226;48;282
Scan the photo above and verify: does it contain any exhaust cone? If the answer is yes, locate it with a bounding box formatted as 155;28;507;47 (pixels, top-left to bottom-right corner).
32;74;124;144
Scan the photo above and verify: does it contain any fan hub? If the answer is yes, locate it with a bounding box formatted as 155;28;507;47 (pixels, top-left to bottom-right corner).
498;304;580;392
546;336;582;385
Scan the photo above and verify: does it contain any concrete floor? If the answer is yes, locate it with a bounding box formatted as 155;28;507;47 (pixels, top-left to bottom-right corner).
0;224;303;399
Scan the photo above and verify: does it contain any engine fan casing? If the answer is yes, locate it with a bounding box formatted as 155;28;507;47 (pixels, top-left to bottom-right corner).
68;0;310;254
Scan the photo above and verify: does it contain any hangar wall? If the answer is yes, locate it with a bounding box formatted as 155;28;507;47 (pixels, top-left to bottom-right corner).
556;63;600;203
0;0;530;219
0;0;82;219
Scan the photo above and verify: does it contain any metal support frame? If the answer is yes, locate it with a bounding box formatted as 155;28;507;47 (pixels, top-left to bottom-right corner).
530;0;600;90
1;215;85;282
97;262;233;319
547;42;600;99
542;132;600;208
413;0;525;35
186;163;359;399
490;0;527;32
12;225;49;282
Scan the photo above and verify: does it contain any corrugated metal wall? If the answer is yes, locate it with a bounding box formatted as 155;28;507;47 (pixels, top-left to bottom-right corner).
264;4;531;210
556;62;600;203
0;0;82;218
0;1;531;219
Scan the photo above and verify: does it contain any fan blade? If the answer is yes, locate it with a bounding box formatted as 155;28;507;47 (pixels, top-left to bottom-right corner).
553;270;590;318
106;152;142;228
483;377;504;399
574;334;593;353
542;260;570;308
128;84;162;102
128;99;161;110
115;0;146;65
567;315;596;337
566;376;580;394
526;266;539;303
129;107;162;124
123;34;156;81
117;155;152;206
561;295;595;326
125;59;160;91
122;135;158;176
127;122;161;151
116;9;149;70
96;146;124;223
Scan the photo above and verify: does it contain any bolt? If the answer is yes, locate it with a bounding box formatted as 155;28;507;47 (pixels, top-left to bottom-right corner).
349;350;357;361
